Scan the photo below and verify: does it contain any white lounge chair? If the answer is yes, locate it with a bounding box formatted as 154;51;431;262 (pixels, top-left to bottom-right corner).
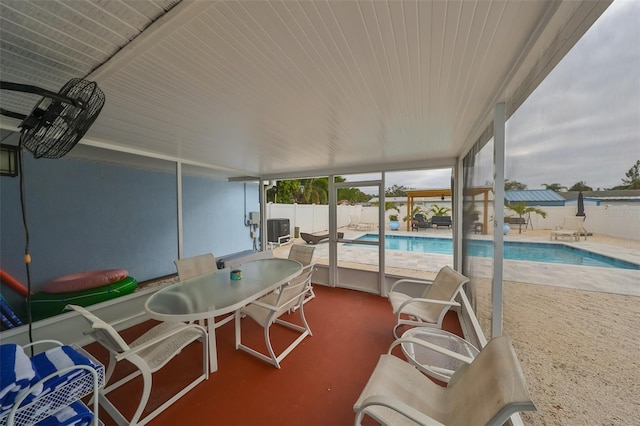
348;215;361;229
550;216;587;241
354;335;536;426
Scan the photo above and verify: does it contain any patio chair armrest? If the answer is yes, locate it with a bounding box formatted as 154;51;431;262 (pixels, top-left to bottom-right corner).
109;311;147;327
248;299;279;312
357;395;444;426
387;337;475;365
115;323;207;361
389;278;433;293
397;297;460;313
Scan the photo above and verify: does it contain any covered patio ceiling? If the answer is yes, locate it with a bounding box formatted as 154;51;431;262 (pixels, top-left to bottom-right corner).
0;0;611;180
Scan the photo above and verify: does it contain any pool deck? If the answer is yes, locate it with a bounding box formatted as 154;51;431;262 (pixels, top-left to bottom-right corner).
278;227;640;297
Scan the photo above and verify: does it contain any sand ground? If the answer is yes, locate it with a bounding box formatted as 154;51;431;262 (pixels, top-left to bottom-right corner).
472;231;640;425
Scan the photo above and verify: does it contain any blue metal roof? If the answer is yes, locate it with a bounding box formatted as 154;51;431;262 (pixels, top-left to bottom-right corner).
505;190;565;206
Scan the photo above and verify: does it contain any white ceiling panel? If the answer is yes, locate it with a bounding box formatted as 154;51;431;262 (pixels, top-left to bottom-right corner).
0;0;611;180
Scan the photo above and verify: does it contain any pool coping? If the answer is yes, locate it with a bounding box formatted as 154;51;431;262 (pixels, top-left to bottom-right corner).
290;229;640;297
347;233;640;269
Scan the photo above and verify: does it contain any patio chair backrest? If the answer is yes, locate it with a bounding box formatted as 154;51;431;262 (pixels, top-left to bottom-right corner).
288;245;315;266
448;335;536;425
174;253;217;281
414;213;428;223
562;216;585;231
275;264;314;317
66;304;130;354
422;265;469;300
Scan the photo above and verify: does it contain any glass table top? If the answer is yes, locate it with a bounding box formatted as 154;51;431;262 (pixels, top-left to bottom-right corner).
145;258;302;321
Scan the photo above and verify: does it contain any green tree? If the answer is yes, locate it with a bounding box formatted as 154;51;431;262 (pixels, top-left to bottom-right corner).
612;160;640;189
268;176;372;205
403;206;424;223
300;178;328;204
568;181;593;192
267;180;299;204
337;187;371;204
385;185;409;197
505;202;547;234
428;204;451;217
382;202;399;221
504;179;527;190
542;183;566;192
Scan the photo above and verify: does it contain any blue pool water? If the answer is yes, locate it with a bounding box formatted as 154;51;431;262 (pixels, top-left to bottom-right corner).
350;235;640;270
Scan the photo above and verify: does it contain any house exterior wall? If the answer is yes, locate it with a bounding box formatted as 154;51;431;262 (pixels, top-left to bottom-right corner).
181;176;258;258
0;154;256;313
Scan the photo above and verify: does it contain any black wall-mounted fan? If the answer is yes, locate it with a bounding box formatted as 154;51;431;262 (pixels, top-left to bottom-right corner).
0;79;105;341
0;79;105;158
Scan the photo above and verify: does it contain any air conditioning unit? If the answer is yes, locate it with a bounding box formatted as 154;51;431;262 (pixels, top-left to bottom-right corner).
267;218;290;244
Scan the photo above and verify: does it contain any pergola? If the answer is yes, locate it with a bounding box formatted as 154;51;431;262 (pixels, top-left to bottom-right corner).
406;188;493;234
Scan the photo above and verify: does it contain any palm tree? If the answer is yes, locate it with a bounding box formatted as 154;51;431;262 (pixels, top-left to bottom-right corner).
505;202;547;234
542;183;567;192
300;178;328;204
385;203;400;221
428;204;451;217
403;206;424;223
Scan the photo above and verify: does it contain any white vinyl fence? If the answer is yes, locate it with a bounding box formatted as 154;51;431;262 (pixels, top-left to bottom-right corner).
265;203;640;241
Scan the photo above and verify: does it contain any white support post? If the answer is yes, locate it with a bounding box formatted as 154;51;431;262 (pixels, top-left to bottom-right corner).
259;179;266;251
176;162;183;260
379;174;386;296
328;175;337;288
453;161;463;272
492;103;506;338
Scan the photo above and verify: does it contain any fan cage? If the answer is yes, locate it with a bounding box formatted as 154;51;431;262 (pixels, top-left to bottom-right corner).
21;79;105;159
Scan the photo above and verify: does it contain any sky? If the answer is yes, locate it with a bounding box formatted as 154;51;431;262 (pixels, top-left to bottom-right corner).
366;0;640;193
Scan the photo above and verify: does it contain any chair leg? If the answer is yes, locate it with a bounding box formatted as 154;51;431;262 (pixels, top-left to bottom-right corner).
264;325;280;369
393;323;402;339
234;311;242;349
291;285;315;312
297;302;312;337
105;354;117;384
130;362;153;425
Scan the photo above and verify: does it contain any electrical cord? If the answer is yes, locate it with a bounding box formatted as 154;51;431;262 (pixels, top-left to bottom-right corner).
18;135;34;349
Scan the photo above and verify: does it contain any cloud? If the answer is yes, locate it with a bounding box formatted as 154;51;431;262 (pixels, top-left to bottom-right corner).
505;0;640;189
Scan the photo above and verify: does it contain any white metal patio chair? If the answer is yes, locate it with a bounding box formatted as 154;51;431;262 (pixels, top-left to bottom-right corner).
234;263;314;368
288;244;316;307
174;253;217;281
66;304;208;426
354;335;536;425
388;265;470;338
348;215;361;229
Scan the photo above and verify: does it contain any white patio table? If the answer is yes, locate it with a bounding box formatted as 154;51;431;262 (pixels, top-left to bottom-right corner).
145;258;302;372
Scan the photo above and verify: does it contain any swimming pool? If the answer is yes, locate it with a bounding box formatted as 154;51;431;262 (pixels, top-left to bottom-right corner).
350;234;640;270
